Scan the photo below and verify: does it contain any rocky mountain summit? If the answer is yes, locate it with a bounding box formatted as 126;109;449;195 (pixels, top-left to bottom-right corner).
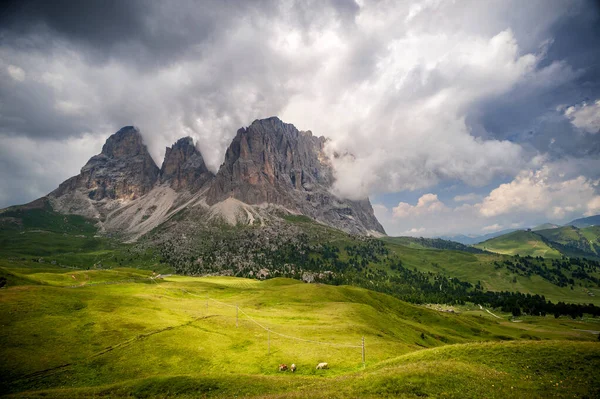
208;117;384;235
52;126;159;201
159;136;213;191
23;117;385;238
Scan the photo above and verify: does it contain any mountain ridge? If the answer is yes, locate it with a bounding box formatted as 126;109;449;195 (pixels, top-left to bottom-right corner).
5;118;384;238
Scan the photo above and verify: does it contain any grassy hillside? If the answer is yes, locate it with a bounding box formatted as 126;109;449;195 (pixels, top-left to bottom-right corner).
474;230;562;258
2;206;600;309
536;225;600;256
1;271;599;398
0;198;96;236
474;225;600;260
382;236;486;253
2;207;600;397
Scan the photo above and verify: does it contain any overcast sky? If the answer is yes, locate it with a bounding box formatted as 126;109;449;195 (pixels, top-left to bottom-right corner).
1;0;599;237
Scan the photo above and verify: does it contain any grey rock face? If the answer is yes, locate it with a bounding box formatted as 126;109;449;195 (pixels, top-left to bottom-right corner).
43;119;384;237
207;117;385;235
160;137;213;191
52;126;159;201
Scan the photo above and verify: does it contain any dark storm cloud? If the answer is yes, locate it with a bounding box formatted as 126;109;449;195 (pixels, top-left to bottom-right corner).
0;0;359;69
1;0;599;234
471;1;600;158
0;1;265;72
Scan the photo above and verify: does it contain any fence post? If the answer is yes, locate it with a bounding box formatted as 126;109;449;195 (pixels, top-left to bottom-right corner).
236;304;239;328
268;328;271;355
362;336;365;365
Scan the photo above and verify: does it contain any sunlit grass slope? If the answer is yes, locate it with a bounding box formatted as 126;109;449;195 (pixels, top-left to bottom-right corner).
474;230;562;258
382;241;600;305
1;270;599;398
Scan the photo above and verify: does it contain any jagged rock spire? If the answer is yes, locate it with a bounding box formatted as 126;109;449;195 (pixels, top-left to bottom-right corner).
159;136;213;191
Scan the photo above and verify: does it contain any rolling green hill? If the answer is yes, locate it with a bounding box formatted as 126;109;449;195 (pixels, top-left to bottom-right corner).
536;225;600;256
1;272;599;398
2;207;600;397
473;225;600;260
2;206;600;310
474;230;562;258
382;236;487;253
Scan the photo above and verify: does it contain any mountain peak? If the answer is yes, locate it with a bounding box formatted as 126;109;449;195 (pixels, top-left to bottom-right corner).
101;126;145;158
159;136;213;191
46;118;384;236
173;136;195;147
52;126;159;202
207;117;385;235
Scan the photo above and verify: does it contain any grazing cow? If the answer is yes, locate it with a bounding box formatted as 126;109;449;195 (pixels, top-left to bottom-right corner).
279;364;288;371
290;363;296;372
316;362;328;370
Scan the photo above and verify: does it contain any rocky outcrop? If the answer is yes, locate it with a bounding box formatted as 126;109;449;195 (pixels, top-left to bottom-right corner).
207;117;331;205
37;118;384;237
159;137;213;191
207;117;385;235
52;126;159;201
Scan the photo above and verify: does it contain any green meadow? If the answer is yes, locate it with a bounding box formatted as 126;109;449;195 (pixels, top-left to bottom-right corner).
1;267;599;398
474;230;562;258
1;209;600;397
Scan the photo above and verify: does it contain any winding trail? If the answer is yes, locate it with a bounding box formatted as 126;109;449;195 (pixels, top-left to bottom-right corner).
479;304;502;319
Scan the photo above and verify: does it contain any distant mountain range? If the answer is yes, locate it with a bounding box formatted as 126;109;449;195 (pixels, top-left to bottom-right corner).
439;229;517;245
439;215;599;246
568;215;600;229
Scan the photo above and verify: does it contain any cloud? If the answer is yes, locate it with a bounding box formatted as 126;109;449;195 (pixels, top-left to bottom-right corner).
392;194;447;218
297;26;553;199
6;65;25;81
0;0;599;214
0;134;105;206
479;164;600;218
482;224;503;232
375;157;600;237
565;100;600;134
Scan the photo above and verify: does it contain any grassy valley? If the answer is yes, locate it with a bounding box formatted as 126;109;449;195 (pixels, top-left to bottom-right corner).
1;271;599;398
2;207;600;397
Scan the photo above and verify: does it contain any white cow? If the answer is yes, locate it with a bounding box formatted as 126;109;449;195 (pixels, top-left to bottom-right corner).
316;362;328;369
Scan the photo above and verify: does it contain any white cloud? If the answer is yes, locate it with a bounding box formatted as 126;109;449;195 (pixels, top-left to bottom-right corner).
392;193;447;218
482;224;503;232
479;165;600;218
374;158;600;237
565;99;600;134
0;0;592;212
6;65;25;81
585;196;600;217
296;25;565;199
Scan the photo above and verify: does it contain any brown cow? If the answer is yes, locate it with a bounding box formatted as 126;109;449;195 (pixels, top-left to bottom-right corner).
278;364;288;371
